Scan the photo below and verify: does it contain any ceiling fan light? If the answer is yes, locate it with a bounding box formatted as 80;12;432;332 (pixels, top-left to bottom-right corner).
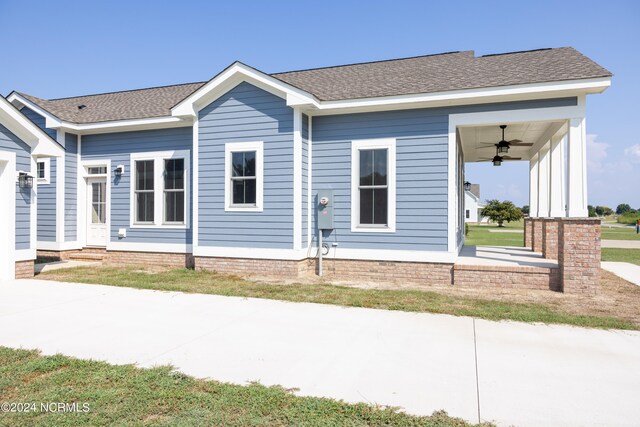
492;156;502;166
498;144;509;154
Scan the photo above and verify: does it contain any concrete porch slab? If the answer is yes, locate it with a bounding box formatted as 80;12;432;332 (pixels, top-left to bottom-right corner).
457;246;558;268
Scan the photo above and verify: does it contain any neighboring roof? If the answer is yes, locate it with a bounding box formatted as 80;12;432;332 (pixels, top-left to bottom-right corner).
10;47;611;124
468;184;480;199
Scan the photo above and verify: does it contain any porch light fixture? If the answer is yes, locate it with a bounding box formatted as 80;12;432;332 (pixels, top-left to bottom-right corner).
464;181;471;191
492;155;502;167
18;172;34;189
114;164;125;176
497;141;509;154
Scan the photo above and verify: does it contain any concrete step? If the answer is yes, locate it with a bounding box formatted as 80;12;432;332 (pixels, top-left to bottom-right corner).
69;253;105;262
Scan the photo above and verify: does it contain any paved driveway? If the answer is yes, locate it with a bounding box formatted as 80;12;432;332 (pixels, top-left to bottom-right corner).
1;279;639;427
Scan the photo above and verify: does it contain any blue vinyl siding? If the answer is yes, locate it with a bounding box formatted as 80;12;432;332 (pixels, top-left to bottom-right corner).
301;114;309;247
312;97;577;252
198;82;294;249
81;128;192;245
37;157;57;242
65;133;78;241
20;107;57;140
0;123;32;250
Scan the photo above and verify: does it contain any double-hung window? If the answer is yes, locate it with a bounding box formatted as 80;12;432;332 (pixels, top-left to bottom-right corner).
36;158;50;184
131;150;189;228
225;141;263;211
351;138;396;232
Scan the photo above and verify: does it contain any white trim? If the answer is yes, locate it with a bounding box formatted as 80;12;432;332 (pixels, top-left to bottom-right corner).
37;241;83;251
30;156;37;257
0;150;16;280
309;77;610;115
447;128;457;251
172;62;319;117
129;150;191;228
194;246;308;260
307;115;313;249
193;115;199;247
56;131;66;243
36;157;50;184
7;93;191;135
293;108;302;250
106;241;192;253
15;248;36;262
549;133;566;217
537;142;551;217
224;141;264;212
567;116;588;217
350;138;396;233
77;135;85;246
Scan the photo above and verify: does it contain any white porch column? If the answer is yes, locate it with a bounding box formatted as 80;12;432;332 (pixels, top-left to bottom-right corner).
567;117;588;217
537;142;551;218
549;133;566;217
529;153;539;217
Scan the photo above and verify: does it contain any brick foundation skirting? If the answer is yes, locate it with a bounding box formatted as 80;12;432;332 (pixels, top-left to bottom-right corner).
453;264;561;291
309;258;454;285
105;251;194;269
542;219;559;260
15;260;35;279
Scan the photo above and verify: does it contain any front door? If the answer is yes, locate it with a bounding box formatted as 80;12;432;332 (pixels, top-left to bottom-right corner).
87;178;107;247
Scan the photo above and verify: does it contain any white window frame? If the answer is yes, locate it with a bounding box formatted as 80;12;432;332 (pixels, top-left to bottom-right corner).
130;150;190;229
36;158;50;184
351;138;396;233
224;141;264;212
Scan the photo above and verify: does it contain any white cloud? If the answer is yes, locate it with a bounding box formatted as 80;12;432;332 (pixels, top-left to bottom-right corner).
624;144;640;163
586;134;609;173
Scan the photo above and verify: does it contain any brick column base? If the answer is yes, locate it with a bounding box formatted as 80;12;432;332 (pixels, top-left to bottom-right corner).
532;218;543;253
15;260;35;279
524;218;532;248
542;219;559;260
558;218;601;294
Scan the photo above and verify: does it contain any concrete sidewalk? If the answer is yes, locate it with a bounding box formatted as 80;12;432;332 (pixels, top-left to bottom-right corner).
601;239;640;249
602;262;640;286
1;279;639;427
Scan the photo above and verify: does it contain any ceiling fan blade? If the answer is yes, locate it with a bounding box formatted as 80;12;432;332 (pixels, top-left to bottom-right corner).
509;142;533;146
507;139;523;144
502;157;522;160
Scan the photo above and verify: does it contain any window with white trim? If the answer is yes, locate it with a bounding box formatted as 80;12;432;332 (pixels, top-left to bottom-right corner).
351;138;396;232
130;150;190;228
224;141;263;212
36;158;50;184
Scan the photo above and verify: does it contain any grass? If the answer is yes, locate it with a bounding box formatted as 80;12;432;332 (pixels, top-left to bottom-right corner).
38;266;638;330
465;221;524;247
600;225;640;241
602;248;640;266
0;346;488;427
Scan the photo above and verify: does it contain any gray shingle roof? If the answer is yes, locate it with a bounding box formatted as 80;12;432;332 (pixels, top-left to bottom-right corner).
13;47;611;124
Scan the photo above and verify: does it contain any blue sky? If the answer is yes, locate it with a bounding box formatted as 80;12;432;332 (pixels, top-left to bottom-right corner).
1;0;638;208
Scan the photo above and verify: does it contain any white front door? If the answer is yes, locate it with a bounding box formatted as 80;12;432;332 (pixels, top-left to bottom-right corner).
87;178;107;247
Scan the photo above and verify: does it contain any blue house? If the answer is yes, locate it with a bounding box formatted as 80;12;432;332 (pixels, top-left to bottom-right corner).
2;48;611;285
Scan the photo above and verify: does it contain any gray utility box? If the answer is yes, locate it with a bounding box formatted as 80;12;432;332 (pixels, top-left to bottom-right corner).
317;189;334;230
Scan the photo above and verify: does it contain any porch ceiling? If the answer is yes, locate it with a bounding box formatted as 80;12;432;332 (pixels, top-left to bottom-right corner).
459;120;564;162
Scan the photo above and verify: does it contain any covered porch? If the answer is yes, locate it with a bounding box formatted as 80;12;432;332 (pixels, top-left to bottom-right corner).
453;98;601;293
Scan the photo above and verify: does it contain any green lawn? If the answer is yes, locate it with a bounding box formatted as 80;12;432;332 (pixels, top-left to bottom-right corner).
601;225;640;241
602;248;640;266
465;221;524;247
38;267;637;330
0;347;488;427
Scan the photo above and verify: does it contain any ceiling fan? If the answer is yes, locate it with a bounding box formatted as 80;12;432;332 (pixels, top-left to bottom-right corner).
478;145;522;166
480;124;533;154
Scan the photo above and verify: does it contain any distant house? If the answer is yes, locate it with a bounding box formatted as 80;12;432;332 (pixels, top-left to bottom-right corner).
464;184;487;223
